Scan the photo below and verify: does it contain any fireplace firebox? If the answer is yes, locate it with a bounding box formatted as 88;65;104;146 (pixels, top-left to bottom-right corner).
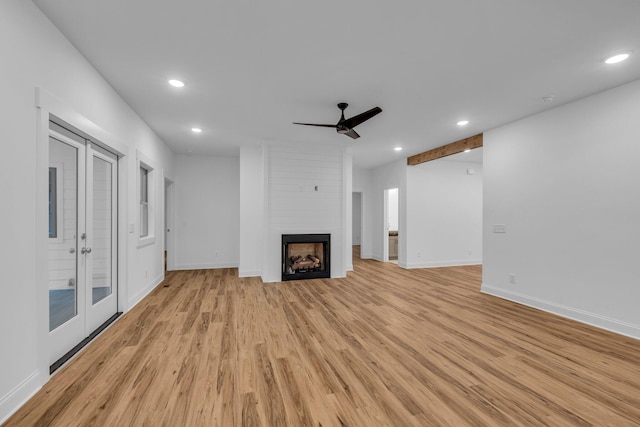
282;234;330;281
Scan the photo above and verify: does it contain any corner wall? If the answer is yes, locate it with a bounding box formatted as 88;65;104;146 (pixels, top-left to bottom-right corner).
483;79;640;339
239;146;265;277
405;159;483;268
174;154;240;270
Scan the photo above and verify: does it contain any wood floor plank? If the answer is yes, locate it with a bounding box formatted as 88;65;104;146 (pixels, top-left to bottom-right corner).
4;249;640;426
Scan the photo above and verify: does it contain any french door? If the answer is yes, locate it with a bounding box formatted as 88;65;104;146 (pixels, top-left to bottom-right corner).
48;123;118;366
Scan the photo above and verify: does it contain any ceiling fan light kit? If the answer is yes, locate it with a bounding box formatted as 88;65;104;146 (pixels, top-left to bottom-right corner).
293;102;382;139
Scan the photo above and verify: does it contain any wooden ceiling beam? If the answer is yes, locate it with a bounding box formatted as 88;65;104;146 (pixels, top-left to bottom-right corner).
407;133;483;166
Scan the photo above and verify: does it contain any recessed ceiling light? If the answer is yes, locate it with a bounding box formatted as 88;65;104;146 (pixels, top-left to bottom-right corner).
464;149;471;153
191;127;202;133
457;120;469;126
394;146;403;152
168;79;185;88
541;96;555;103
604;52;630;64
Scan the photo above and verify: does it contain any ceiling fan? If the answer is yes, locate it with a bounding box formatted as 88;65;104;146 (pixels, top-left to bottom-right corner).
293;102;382;139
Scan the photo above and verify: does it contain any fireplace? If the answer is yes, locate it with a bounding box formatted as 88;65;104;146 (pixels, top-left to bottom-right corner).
282;234;330;281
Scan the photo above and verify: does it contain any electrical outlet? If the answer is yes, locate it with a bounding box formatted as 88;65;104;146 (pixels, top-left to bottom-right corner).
417;251;421;258
493;224;507;233
509;274;516;284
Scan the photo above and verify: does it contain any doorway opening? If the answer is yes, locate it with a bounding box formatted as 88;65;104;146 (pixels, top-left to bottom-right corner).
384;188;399;263
352;191;363;262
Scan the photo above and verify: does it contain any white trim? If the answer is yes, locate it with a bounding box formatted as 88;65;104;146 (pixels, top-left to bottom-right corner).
403;259;483;269
34;87;129;393
137;235;155;248
238;269;262;278
127;272;165;311
35;88;128;156
481;284;640;341
176;262;239;271
0;371;40;425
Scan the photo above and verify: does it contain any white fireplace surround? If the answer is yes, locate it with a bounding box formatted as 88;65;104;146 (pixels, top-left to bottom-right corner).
239;144;351;282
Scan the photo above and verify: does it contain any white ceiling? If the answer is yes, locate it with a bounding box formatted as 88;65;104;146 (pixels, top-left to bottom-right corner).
33;0;640;169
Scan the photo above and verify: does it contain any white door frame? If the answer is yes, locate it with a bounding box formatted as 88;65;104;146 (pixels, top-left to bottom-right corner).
47;128;119;365
36;88;129;383
383;189;390;262
164;176;176;271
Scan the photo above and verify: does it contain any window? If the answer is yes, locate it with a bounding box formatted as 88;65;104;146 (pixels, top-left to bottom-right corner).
140;166;149;237
137;150;155;247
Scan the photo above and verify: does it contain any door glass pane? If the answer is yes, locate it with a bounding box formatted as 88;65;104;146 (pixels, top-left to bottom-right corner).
92;156;113;304
49;137;78;331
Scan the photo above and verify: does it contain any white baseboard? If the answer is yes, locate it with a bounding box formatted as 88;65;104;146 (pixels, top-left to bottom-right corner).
0;370;41;425
175;262;238;271
238;269;261;278
127;272;164;311
405;259;482;269
481;284;640;341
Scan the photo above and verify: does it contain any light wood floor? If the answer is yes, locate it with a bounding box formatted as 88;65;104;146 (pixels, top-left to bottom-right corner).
5;248;640;426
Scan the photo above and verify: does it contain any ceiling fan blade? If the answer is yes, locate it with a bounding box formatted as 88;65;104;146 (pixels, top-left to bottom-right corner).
345;129;360;139
343;106;382;129
293;122;336;128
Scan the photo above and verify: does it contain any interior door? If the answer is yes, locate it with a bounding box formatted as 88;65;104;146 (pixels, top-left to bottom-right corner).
48;124;118;366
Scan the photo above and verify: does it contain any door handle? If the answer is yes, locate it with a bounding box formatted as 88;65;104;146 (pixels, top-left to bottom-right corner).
81;247;92;254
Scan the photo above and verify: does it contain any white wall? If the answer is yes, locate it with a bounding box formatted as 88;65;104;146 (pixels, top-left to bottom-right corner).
0;1;174;422
262;144;347;282
405;159;483;268
174;155;240;269
483;79;640;340
352;192;362;245
239;145;265;277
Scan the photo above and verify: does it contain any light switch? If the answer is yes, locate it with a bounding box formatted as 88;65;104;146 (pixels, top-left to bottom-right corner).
129;223;135;233
493;224;506;233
